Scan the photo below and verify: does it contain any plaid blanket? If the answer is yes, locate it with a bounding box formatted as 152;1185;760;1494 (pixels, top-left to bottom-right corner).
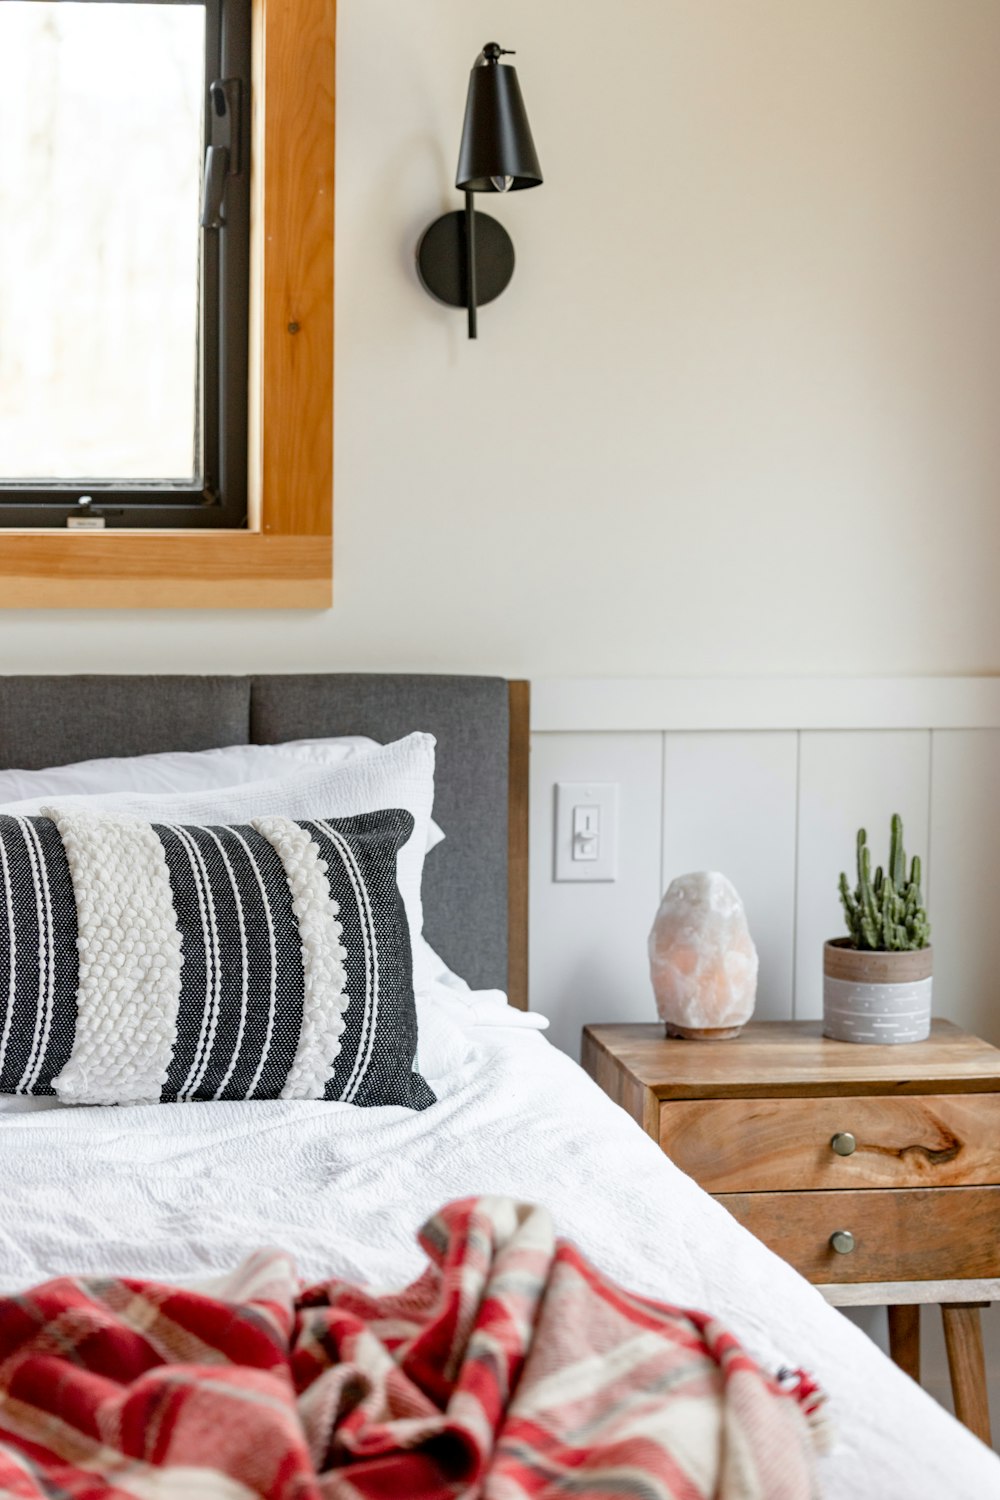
0;1197;825;1499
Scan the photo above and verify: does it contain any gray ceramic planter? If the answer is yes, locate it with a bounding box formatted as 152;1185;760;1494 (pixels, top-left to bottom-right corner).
823;939;933;1044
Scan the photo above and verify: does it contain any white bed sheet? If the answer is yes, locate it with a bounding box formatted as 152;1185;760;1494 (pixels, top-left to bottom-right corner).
0;989;996;1498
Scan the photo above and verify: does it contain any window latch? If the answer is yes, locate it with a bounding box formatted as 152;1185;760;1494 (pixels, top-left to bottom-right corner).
65;496;123;530
201;79;241;230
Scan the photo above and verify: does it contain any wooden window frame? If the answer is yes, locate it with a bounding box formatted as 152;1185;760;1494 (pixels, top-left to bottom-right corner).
0;0;335;609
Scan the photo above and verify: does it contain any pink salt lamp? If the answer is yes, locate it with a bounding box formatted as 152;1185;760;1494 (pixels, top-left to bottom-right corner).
648;871;758;1039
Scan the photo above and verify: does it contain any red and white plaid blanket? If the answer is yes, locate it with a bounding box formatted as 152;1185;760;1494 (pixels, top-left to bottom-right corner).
0;1197;825;1499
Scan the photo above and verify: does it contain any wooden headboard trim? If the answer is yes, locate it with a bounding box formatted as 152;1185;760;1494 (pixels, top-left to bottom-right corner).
507;681;530;1011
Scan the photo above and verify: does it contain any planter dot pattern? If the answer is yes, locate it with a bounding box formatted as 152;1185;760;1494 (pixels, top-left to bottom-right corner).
823;976;932;1044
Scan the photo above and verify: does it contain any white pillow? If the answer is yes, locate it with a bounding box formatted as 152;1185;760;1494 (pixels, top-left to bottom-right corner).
3;733;439;990
0;737;444;850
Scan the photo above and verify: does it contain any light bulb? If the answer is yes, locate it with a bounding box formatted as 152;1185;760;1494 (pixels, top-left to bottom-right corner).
491;174;514;193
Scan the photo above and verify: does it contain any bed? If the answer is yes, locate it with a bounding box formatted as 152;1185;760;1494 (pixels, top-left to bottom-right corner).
0;671;997;1498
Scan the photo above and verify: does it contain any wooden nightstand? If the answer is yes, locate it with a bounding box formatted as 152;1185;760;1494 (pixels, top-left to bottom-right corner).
582;1018;1000;1445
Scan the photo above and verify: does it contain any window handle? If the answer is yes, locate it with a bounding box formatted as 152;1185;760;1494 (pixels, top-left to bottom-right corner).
201;145;229;229
201;79;241;230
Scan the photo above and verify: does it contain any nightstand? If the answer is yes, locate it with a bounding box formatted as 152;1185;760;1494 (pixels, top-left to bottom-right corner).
582;1018;1000;1444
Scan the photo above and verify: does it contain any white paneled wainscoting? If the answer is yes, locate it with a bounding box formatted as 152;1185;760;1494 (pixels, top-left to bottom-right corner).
528;678;1000;1445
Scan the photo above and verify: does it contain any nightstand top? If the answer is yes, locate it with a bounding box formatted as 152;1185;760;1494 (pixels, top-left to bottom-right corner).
582;1020;1000;1099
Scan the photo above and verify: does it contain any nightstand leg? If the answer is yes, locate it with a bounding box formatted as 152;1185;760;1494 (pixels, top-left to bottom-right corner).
887;1304;920;1382
941;1303;992;1446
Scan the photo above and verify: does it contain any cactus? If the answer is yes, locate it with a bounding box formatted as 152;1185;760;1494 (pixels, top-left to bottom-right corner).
838;814;931;951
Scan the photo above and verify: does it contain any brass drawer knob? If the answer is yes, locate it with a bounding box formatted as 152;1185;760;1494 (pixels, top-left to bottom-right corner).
830;1131;857;1157
830;1229;856;1255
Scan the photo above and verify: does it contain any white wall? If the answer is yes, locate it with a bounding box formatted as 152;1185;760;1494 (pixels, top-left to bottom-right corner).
4;0;1000;676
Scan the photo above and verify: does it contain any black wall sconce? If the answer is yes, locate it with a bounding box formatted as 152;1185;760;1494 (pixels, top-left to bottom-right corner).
417;43;543;339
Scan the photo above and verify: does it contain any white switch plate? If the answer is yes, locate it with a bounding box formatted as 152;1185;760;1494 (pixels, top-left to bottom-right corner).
554;781;619;881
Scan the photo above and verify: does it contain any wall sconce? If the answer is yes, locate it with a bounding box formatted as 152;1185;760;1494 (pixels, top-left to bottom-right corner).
417;42;543;339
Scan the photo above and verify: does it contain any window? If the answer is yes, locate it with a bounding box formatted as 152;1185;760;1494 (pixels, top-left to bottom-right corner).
0;0;251;528
0;0;334;607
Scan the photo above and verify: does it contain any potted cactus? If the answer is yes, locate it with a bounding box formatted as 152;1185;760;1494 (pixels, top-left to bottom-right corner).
824;813;932;1044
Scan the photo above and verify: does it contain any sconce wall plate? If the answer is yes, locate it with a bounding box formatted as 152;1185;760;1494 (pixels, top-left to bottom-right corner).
416;210;514;311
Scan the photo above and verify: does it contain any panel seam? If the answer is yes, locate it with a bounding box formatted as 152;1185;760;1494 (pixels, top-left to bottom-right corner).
791;730;802;1021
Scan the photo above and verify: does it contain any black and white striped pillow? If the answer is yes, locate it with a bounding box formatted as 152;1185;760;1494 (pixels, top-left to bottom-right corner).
0;806;434;1109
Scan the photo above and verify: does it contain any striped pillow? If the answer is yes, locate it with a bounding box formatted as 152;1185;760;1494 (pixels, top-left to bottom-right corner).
0;806;434;1109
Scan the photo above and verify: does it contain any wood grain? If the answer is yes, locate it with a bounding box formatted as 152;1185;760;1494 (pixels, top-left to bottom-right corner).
658;1093;1000;1192
0;0;335;609
941;1304;993;1445
0;534;329;609
257;0;335;541
506;682;530;1012
888;1304;921;1381
582;1020;1000;1098
717;1186;1000;1284
583;1015;1000;1438
581;1033;659;1136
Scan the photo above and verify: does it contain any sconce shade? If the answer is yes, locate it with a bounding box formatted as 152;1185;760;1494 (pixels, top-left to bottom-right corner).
455;46;543;192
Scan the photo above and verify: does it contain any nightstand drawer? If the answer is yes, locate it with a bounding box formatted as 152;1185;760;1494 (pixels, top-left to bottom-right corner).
659;1094;1000;1192
718;1186;1000;1283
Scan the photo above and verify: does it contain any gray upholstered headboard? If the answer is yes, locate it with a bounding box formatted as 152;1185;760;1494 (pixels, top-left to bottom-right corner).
0;674;528;1000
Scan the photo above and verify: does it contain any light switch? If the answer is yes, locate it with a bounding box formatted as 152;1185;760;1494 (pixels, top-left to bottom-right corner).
573;804;600;860
554;782;619;881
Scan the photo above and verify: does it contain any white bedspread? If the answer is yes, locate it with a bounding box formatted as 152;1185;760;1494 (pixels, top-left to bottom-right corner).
0;989;996;1498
